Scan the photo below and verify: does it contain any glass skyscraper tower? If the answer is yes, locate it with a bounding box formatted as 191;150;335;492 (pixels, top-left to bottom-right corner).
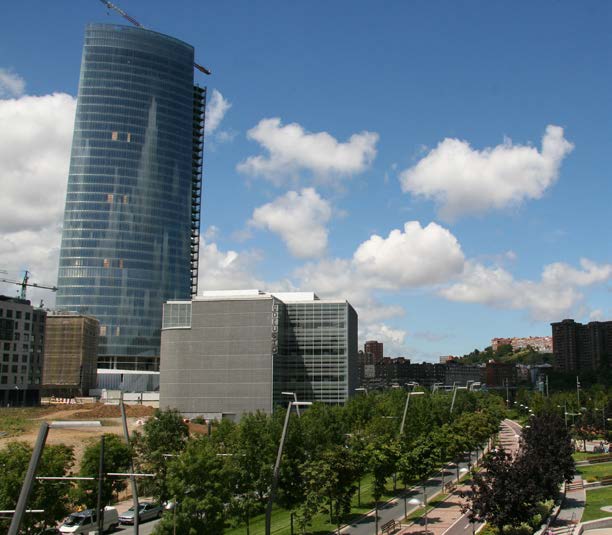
56;24;205;371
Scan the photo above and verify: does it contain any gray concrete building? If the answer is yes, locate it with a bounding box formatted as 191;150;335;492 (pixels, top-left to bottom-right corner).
0;296;46;406
160;290;358;420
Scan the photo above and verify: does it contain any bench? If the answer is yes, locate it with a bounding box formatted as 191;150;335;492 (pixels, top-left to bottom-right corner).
381;518;399;534
445;482;457;493
600;477;612;486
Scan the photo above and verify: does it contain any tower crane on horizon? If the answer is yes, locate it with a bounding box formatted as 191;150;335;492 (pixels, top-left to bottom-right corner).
0;270;58;301
98;0;212;75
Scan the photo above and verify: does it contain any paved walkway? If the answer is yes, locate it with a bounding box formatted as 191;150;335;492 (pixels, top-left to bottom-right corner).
341;420;521;535
549;475;586;535
397;420;520;535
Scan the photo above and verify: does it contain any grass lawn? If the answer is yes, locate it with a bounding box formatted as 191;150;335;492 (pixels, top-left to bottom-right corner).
577;462;612;482
0;406;57;438
582;486;612;522
224;473;407;535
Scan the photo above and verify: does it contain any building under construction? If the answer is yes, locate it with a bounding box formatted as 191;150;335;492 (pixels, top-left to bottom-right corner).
42;313;99;397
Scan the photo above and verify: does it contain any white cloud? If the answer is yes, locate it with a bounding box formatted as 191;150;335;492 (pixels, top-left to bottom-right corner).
353;221;465;288
294;220;466;325
439;258;612;321
203;225;219;241
0;93;76;233
400;125;574;220
0;227;61;307
0;92;76;306
197;240;265;291
249;188;332;258
0;69;25;97
362;323;407;345
206;89;231;134
237;118;378;184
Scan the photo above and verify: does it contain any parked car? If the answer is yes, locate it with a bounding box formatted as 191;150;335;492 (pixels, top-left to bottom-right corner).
59;507;118;534
118;502;163;525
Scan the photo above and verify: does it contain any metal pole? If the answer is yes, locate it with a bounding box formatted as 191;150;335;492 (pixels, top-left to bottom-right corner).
399;385;414;436
576;376;580;406
97;435;105;534
450;385;458;413
120;396;139;535
265;402;293;535
8;422;49;535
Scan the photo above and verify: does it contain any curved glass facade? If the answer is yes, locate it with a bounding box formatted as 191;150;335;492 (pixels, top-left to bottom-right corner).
57;24;203;370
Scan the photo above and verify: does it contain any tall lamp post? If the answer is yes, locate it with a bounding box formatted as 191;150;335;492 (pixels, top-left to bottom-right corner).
8;420;102;535
400;385;424;436
265;401;312;535
408;497;429;535
281;392;301;417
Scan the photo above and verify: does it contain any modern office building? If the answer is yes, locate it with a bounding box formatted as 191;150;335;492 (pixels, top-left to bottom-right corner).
56;24;206;372
551;319;612;372
42;313;99;397
0;296;46;406
160;290;358;420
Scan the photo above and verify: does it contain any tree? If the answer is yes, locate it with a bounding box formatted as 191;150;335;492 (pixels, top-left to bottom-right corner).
132;408;189;504
0;441;74;533
519;411;575;501
153;436;230;535
465;448;537;533
73;434;131;508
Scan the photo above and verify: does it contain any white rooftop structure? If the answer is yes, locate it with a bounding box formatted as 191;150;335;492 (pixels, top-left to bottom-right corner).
196;289;323;302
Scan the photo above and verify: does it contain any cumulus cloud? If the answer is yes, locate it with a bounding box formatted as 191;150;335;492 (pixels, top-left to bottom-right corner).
400;125;574;220
237;118;378;184
353;221;465;288
197;240;266;291
362;323;407;345
439;258;612;321
0;69;25;97
294;220;466;324
249;188;332;258
205;89;231;134
0;92;77;306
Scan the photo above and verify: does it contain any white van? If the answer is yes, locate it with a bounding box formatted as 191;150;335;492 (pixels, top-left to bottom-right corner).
59;506;119;534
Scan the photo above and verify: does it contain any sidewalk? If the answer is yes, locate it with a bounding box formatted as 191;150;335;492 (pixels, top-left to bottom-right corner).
397;420;520;535
549;475;586;535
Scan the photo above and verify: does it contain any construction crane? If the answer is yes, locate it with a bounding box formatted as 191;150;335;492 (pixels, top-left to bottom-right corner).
98;0;212;75
0;270;58;300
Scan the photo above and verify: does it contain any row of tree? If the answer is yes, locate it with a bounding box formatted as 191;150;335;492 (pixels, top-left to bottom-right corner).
0;388;505;534
140;390;504;534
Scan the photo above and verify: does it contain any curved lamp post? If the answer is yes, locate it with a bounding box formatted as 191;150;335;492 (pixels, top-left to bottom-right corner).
265;400;312;535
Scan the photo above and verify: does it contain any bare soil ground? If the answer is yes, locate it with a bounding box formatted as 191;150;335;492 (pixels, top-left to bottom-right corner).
0;403;156;465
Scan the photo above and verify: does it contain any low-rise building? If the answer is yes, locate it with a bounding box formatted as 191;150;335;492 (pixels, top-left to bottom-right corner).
0;296;46;406
42;313;99;397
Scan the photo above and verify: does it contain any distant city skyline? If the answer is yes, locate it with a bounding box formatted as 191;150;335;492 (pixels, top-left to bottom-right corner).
1;1;611;361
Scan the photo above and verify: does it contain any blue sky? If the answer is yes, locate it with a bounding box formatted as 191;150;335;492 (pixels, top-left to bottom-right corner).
1;1;611;360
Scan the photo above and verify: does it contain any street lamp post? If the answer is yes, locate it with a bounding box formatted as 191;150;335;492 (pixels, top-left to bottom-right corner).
400;386;424;436
408;497;429;535
265;401;312;535
281;392;300;417
8;421;102;535
355;387;368;396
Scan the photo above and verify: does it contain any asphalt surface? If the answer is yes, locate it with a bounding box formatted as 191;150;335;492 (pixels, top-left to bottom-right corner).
340;449;483;535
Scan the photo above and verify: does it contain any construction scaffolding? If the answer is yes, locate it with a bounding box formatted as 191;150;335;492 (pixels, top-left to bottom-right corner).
42;314;99;397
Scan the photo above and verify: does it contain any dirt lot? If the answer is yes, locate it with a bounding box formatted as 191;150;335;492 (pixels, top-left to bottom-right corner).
0;403;156;465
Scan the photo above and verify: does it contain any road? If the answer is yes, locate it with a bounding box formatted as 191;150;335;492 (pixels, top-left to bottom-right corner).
341;419;522;535
340;449;483;535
